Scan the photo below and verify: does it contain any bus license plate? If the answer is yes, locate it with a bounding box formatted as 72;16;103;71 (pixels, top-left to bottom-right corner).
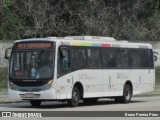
25;93;34;98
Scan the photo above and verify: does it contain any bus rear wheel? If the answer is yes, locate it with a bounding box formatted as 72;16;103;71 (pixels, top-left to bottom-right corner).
30;100;42;107
67;87;80;107
114;84;132;103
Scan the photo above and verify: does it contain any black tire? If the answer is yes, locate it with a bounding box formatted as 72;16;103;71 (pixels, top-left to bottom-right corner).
30;100;42;107
83;98;98;104
114;84;132;103
67;87;80;107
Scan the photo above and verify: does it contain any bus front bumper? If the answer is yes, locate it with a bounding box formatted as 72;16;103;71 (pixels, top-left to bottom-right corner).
8;88;57;101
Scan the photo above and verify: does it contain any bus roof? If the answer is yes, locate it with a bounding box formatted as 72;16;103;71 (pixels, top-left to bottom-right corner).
14;36;153;49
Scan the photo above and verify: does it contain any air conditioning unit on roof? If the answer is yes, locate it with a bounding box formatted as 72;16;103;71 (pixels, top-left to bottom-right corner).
65;36;116;42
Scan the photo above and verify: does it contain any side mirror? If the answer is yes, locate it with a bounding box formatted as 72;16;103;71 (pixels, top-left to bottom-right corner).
4;47;12;60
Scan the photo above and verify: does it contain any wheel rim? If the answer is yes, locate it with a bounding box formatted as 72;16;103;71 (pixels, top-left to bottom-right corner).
125;88;131;101
73;91;79;104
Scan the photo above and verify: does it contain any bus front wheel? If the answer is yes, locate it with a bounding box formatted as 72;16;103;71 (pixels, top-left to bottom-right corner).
67;87;80;107
114;84;132;103
30;100;42;107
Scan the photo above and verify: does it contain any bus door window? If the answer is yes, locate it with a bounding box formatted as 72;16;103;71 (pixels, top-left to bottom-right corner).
58;47;71;76
61;50;70;69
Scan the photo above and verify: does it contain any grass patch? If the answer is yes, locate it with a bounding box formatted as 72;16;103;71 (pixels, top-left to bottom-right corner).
0;67;7;91
155;67;160;86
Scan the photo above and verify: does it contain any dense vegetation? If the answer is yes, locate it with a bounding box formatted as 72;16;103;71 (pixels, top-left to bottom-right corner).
0;0;160;41
0;67;7;91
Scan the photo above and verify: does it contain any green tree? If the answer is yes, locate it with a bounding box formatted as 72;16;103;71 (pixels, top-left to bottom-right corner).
0;0;160;41
0;0;24;40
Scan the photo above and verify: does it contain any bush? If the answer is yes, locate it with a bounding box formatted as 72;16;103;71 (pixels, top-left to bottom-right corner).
155;67;160;86
0;67;7;91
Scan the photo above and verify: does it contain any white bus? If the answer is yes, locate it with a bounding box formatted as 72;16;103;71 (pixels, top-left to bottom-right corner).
5;36;155;107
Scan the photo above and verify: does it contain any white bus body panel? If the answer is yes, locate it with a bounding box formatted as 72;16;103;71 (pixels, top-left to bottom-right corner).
56;69;155;99
56;69;103;99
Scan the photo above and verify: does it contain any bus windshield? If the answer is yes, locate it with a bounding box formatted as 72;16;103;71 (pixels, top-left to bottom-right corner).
9;49;54;80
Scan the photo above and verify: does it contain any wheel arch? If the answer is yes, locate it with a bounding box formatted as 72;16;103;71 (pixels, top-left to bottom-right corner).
73;82;84;99
124;80;133;95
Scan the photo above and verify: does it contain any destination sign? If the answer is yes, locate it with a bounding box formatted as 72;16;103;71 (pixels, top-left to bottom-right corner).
15;42;53;49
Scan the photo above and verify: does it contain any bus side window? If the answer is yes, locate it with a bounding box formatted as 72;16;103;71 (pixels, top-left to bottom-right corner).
102;48;116;68
140;49;154;69
87;48;102;68
58;47;70;76
116;48;129;69
129;49;142;69
71;47;87;69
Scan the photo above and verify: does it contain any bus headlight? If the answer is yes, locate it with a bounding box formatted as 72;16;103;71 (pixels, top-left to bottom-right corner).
47;80;52;85
43;80;53;90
